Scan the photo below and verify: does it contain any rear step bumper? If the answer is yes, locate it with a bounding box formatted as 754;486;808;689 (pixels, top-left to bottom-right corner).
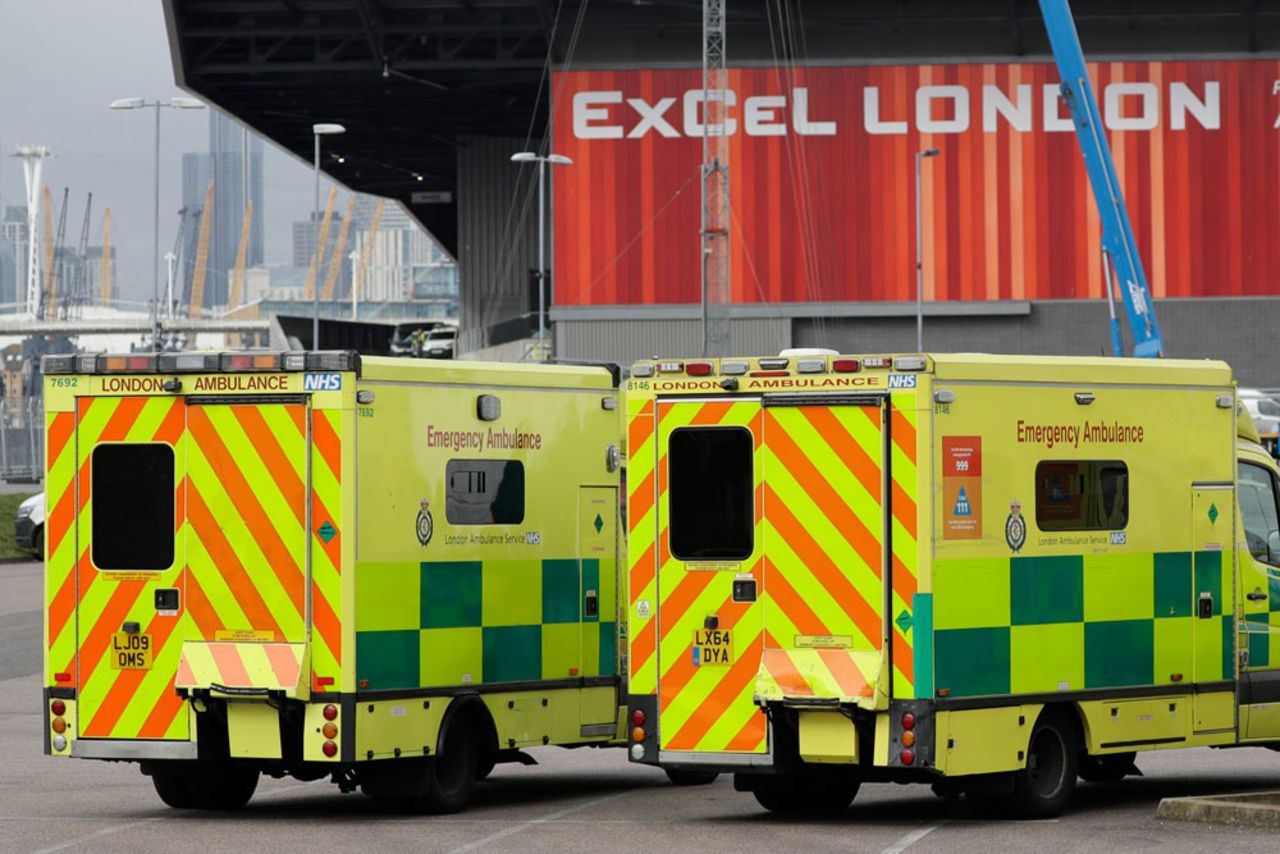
73;738;197;761
659;749;775;769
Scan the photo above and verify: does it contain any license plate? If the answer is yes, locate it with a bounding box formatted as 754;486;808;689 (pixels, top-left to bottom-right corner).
692;628;732;666
110;632;153;670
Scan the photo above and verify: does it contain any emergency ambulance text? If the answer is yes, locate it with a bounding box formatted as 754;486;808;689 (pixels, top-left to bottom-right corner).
1017;419;1145;449
427;425;544;451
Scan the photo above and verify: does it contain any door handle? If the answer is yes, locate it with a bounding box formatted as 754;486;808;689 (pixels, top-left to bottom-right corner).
1247;590;1268;602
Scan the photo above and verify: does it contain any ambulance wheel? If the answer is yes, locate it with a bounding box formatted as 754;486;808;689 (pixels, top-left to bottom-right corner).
1009;713;1077;819
423;717;478;814
186;764;260;810
151;772;197;809
752;774;859;815
1078;752;1137;783
664;768;720;786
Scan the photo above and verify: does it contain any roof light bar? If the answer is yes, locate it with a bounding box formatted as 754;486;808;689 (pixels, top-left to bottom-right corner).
894;356;927;371
720;360;749;376
157;352;220;373
832;358;861;373
630;363;654;378
220;352;281;372
41;354;76;375
304;351;360;372
757;358;788;370
685;362;714;377
657;361;684;374
796;359;825;374
862;356;891;369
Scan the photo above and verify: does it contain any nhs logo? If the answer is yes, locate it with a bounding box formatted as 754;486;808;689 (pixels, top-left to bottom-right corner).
887;374;917;389
304;372;342;392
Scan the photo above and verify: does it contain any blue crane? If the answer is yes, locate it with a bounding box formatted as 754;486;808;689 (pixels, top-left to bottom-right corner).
1038;0;1166;358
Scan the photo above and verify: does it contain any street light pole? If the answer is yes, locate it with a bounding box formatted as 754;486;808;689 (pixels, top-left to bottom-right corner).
915;148;940;353
109;96;204;349
510;151;572;361
311;123;345;350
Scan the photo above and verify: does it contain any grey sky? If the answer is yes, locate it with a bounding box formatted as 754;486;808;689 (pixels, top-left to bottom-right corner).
0;1;342;306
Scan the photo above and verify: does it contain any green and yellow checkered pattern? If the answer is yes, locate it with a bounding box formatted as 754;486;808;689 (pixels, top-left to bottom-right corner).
926;551;1234;699
354;559;617;690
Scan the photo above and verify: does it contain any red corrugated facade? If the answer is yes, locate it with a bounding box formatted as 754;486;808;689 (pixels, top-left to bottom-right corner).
552;61;1280;306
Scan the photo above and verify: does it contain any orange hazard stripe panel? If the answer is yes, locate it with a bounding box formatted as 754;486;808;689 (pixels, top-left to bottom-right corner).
310;408;344;680
655;399;766;753
627;397;659;695
71;395;192;740
185;403;307;643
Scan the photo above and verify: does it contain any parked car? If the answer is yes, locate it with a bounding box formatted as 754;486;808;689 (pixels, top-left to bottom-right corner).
420;324;458;359
388;322;436;357
1240;388;1280;456
15;492;43;555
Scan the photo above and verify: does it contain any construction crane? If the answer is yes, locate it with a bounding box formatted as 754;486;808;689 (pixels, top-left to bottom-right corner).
68;193;92;321
303;187;338;300
100;208;113;308
226;200;253;310
322;196;356;300
700;0;731;357
352;198;385;317
1039;0;1164;357
187;181;214;321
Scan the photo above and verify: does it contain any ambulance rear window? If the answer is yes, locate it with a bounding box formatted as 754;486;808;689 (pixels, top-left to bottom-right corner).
668;427;754;560
1034;460;1128;532
446;459;525;525
92;443;175;570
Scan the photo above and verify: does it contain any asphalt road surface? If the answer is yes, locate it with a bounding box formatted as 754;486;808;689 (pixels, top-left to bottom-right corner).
5;559;1280;853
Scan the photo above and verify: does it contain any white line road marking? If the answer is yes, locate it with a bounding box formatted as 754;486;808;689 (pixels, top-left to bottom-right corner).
28;818;163;854
880;822;945;854
447;793;626;853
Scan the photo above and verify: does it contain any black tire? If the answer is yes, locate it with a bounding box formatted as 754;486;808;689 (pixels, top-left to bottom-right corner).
187;764;259;810
1009;713;1077;819
31;525;42;557
752;774;859;816
664;767;720;787
1078;751;1137;783
475;751;496;781
151;772;197;809
422;716;478;814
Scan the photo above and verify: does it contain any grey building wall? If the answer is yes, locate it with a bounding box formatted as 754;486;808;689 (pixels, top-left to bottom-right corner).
457;136;541;351
554;297;1280;387
556;314;791;365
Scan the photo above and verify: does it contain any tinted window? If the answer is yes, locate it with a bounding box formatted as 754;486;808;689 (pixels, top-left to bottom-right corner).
92;443;174;570
1035;460;1128;531
1239;463;1280;564
446;460;525;524
668;427;754;560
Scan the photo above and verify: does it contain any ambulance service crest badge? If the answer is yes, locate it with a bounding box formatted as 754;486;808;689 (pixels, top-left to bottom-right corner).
1005;499;1026;553
416;499;434;546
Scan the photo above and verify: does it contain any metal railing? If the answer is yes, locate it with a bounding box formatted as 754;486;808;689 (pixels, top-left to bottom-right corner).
0;398;43;482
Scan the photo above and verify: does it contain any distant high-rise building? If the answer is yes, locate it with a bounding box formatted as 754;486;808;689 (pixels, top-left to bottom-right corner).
1;206;29;311
291;210;351;297
180;109;264;310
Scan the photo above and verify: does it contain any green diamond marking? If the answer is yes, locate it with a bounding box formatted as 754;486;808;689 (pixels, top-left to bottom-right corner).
895;610;913;634
594;513;604;534
317;521;336;543
1208;503;1219;525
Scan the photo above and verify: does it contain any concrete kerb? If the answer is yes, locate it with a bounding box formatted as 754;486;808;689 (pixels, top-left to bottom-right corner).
1157;791;1280;828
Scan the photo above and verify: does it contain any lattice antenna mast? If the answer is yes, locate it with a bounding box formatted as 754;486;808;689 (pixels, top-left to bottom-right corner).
701;0;731;357
10;145;53;317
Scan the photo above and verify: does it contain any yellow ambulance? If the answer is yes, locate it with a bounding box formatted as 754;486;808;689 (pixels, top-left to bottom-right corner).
42;350;624;812
625;352;1280;817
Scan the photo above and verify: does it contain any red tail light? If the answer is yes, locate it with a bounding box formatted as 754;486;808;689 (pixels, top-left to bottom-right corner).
322;740;338;758
631;709;646;727
323;704;339;721
901;712;916;730
900;749;915;766
51;699;66;716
